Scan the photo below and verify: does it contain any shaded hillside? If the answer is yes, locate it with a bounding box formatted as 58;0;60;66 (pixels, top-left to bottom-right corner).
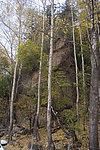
14;38;76;128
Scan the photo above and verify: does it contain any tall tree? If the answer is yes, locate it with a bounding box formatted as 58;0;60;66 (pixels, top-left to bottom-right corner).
9;0;25;142
77;0;86;130
9;58;18;142
34;0;46;132
47;0;55;149
31;1;46;149
89;0;99;150
71;0;79;120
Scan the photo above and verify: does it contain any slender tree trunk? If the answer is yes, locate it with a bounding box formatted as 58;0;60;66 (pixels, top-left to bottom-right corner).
14;62;22;101
9;59;18;142
96;0;100;42
31;1;46;149
13;62;22;124
84;3;91;44
47;0;55;150
36;0;46;130
71;1;79;121
77;1;86;130
79;21;86;131
89;0;99;150
9;1;22;142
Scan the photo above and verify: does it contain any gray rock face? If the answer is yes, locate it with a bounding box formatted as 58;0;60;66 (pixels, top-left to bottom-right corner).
52;48;66;67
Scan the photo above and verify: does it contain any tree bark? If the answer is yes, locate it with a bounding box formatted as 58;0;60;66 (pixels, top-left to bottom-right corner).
9;59;18;142
89;29;99;150
47;0;55;150
14;62;22;101
9;0;23;142
89;0;99;150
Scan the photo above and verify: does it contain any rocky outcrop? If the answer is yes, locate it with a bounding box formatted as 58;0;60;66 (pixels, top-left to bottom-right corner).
53;38;74;69
32;72;38;88
53;38;75;103
17;38;75;128
21;74;32;88
21;72;38;89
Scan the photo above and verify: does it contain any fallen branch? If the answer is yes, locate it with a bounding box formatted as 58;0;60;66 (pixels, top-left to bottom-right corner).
51;106;72;138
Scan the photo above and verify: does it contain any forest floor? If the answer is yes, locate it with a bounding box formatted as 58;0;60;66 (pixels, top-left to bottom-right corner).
1;127;90;150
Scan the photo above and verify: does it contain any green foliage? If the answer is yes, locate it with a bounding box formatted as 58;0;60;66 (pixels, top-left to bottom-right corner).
40;69;73;108
63;109;76;123
51;71;72;107
75;122;83;135
61;109;76;129
52;70;71;87
0;47;10;76
0;75;10;124
0;75;10;99
0;98;6;122
61;109;83;136
40;80;48;106
78;72;88;100
18;40;40;74
57;98;72;108
54;3;72;41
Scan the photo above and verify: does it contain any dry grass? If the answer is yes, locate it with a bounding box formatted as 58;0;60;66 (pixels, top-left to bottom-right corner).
1;128;72;150
2;124;100;150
